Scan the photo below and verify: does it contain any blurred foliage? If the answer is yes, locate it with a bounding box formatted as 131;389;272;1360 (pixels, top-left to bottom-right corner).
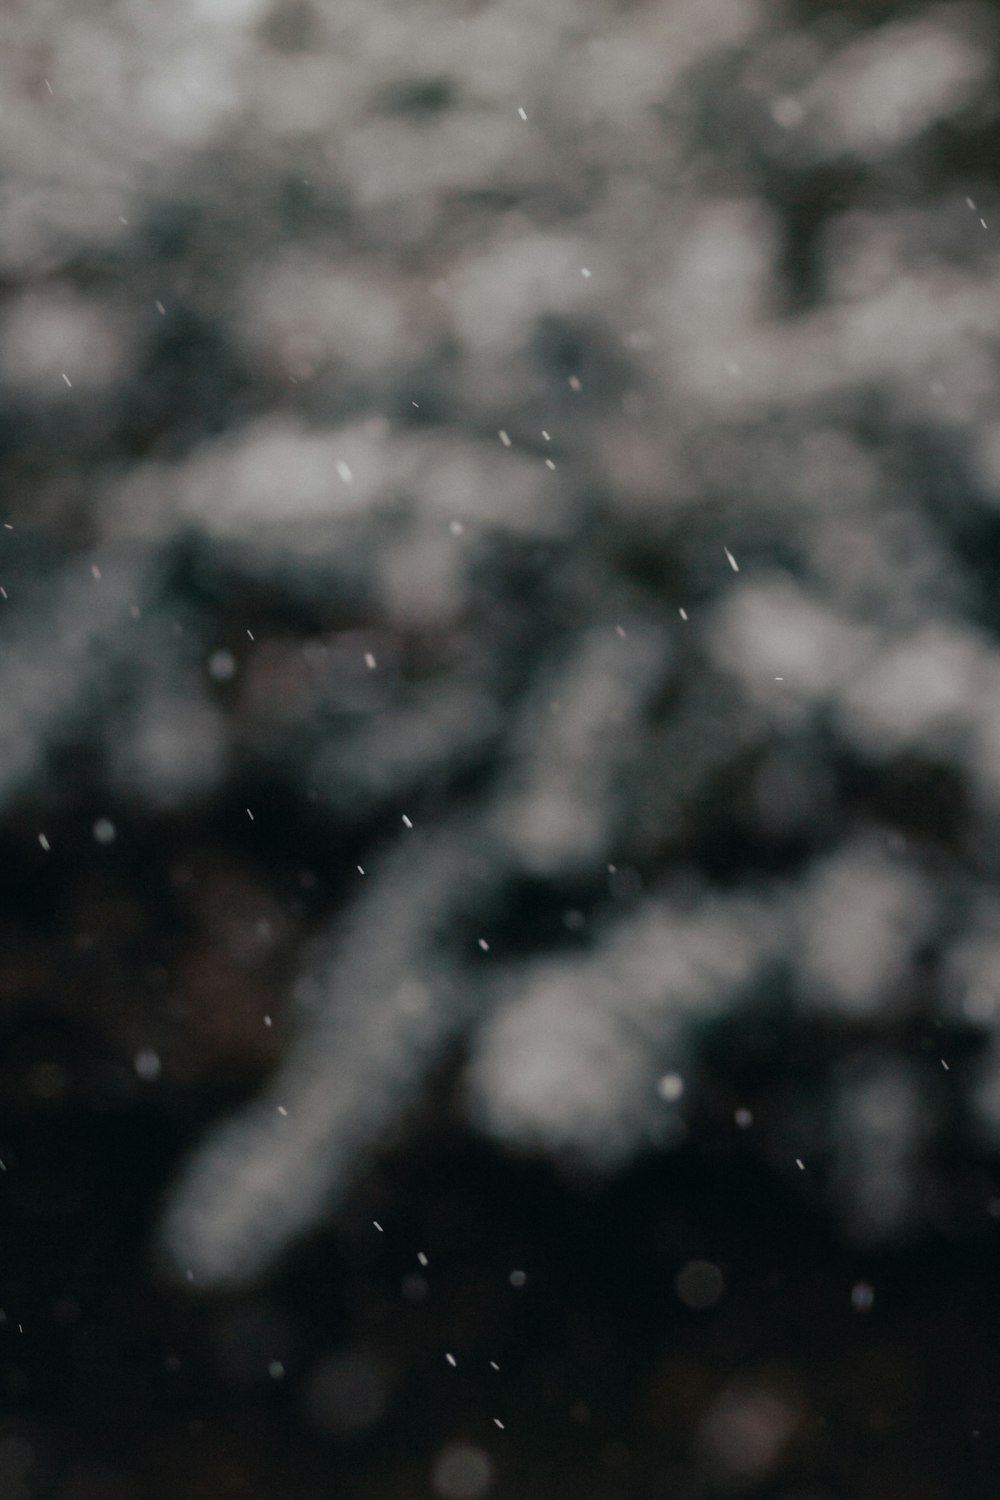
5;0;1000;1496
